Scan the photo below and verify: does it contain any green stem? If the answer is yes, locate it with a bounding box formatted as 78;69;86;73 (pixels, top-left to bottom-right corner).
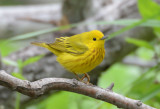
15;92;21;109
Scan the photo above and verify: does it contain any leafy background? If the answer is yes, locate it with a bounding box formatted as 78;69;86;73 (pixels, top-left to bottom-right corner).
0;0;160;109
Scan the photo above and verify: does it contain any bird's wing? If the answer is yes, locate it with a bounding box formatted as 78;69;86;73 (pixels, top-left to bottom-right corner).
47;37;88;54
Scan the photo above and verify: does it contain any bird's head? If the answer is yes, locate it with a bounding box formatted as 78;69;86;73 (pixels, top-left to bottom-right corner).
81;30;107;48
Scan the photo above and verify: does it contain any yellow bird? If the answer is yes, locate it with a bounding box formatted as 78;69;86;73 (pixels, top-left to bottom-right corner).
31;30;107;83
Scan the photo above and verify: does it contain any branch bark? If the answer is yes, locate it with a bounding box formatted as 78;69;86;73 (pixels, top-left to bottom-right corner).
0;70;156;109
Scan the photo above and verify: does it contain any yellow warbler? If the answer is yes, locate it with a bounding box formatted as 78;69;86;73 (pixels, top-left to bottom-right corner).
31;30;106;83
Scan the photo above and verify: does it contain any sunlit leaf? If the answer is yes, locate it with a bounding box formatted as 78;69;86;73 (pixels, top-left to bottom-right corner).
12;72;25;80
138;0;160;19
0;40;30;56
22;55;44;67
0;40;17;56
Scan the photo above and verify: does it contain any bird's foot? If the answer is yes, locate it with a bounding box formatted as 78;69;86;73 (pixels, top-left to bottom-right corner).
73;72;92;85
80;73;93;85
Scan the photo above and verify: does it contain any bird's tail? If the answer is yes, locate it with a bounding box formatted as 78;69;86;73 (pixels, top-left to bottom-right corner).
31;42;48;48
31;42;60;56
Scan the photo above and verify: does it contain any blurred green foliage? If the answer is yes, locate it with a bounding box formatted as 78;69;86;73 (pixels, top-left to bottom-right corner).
0;0;160;109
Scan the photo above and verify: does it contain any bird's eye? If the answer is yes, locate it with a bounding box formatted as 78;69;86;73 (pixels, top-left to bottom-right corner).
93;38;96;41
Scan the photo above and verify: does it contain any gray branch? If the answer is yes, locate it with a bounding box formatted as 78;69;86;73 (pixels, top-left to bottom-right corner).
0;70;156;109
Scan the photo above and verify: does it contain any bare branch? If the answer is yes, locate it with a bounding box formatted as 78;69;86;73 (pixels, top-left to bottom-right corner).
0;70;156;109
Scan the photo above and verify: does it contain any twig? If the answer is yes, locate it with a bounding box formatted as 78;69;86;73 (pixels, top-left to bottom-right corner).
106;82;114;91
0;70;156;109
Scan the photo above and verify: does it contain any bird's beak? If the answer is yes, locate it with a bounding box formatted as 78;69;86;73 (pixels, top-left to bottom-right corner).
101;36;108;40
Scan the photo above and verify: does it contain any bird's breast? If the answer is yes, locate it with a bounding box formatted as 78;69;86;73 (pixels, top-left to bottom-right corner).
57;47;105;74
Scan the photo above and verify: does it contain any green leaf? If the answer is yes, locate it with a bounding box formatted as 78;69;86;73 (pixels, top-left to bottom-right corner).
125;37;154;50
2;58;18;67
0;40;18;56
22;55;44;67
8;24;77;41
138;0;160;19
12;72;25;80
141;86;160;102
96;19;160;27
138;0;160;37
140;20;160;27
0;39;31;56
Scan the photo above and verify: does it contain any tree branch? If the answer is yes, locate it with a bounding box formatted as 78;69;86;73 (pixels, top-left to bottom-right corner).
0;70;155;109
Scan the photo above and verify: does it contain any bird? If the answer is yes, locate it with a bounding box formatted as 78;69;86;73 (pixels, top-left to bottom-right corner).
31;30;107;83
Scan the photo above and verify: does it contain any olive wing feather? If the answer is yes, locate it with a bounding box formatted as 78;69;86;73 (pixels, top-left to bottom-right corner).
47;36;88;54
